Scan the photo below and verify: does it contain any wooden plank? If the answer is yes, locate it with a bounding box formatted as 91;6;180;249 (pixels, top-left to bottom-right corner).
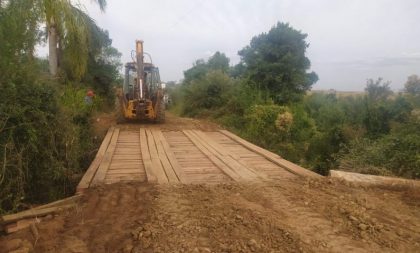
219;130;322;178
151;130;180;183
140;128;157;183
91;128;120;185
77;127;114;192
5;218;38;234
183;130;239;181
330;170;420;188
32;195;82;210
1;204;74;225
192;130;263;180
146;129;169;183
105;174;144;180
154;130;188;183
106;168;143;174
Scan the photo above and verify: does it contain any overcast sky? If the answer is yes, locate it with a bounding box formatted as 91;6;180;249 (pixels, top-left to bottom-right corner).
78;0;420;91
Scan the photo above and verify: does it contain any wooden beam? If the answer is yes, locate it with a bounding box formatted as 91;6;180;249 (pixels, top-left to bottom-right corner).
220;130;322;179
151;130;180;183
154;130;188;183
77;127;114;192
146;129;169;183
191;130;260;181
140;128;157;183
32;195;81;210
330;170;420;188
1;204;75;225
91;128;120;185
183;130;241;181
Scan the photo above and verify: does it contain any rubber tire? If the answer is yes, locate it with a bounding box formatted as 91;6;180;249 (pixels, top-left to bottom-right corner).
155;99;165;123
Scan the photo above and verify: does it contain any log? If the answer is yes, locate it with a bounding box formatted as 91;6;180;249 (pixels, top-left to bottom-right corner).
32;195;81;210
330;170;420;188
1;204;74;225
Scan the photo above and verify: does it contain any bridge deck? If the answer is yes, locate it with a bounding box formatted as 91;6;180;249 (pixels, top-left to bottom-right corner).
77;128;320;192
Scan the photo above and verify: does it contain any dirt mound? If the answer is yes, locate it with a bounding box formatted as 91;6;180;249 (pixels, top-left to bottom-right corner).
2;179;420;253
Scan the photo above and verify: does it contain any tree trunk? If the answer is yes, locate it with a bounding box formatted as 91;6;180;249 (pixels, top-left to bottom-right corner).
48;19;58;76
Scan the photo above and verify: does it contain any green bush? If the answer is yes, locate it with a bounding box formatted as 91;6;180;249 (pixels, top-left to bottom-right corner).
182;70;233;117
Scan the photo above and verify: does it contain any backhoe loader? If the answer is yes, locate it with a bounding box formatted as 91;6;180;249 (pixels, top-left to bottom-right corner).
119;40;165;122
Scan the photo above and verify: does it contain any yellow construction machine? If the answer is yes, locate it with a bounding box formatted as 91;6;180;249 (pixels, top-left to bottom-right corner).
119;40;165;122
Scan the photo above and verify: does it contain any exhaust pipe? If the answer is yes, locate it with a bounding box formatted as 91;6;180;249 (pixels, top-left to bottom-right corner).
136;40;144;99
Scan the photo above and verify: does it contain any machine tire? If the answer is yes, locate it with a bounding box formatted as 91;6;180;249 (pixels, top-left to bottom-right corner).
156;99;165;123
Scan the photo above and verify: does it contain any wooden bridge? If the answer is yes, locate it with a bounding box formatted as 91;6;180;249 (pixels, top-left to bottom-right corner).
77;127;320;192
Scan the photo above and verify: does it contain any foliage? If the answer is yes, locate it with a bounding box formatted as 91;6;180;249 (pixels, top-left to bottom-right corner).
183;52;230;85
339;120;420;178
83;27;122;106
182;70;234;117
404;74;420;96
0;0;118;214
34;0;107;78
238;22;318;104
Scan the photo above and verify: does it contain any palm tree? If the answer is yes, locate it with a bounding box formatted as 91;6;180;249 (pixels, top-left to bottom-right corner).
38;0;106;78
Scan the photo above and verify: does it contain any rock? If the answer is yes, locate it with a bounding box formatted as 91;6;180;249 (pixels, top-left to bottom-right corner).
348;215;358;222
304;201;309;206
8;247;30;253
248;239;257;246
4;238;22;251
44;214;53;220
131;246;142;253
21;240;33;252
64;236;89;253
200;247;211;253
143;230;152;238
247;239;260;251
358;223;368;231
235;215;243;221
122;243;133;253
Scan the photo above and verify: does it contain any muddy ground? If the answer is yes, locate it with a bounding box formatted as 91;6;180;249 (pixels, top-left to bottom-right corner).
1;178;420;253
2;113;420;252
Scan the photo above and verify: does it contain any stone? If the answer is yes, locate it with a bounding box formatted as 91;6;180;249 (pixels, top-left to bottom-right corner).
8;247;30;253
4;238;22;252
348;215;358;222
200;247;211;253
131;246;142;253
358;223;368;231
122;243;133;253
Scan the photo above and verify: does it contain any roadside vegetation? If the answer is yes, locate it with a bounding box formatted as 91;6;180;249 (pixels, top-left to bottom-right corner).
0;0;121;213
168;22;420;179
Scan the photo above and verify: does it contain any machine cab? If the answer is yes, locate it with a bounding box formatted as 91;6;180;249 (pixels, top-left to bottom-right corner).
123;62;162;101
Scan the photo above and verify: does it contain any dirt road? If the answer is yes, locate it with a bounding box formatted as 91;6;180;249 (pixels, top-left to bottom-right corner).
1;114;420;253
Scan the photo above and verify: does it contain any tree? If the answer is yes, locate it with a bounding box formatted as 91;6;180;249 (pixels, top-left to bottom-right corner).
238;22;318;104
365;78;393;102
405;74;420;96
37;0;107;77
207;52;229;73
183;52;230;85
363;78;394;137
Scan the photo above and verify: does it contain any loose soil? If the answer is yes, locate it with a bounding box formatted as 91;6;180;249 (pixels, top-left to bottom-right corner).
2;180;420;253
2;114;420;253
